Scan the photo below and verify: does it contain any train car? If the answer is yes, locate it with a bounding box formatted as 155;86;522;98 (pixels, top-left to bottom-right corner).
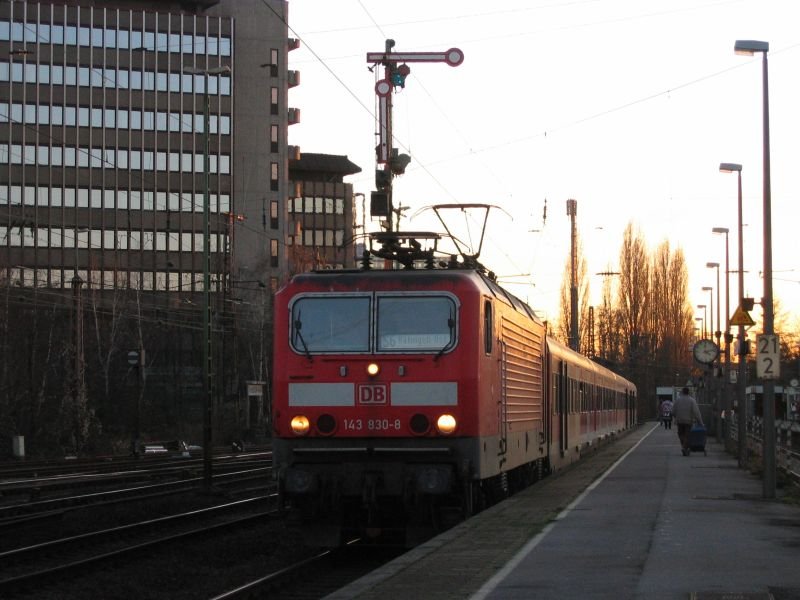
271;228;636;546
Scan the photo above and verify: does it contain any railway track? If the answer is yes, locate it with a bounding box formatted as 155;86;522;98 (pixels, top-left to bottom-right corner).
0;462;271;533
0;495;277;596
0;450;271;498
210;540;405;600
0;446;271;480
0;486;402;600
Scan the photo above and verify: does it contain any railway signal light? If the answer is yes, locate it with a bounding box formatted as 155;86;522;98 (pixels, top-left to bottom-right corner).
375;168;391;190
390;64;410;88
371;191;390;217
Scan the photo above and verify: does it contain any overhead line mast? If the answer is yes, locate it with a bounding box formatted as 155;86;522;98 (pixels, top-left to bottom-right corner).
366;40;464;232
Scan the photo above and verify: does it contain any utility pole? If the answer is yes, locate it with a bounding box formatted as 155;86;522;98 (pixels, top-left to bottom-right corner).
71;225;86;454
366;40;463;231
567;199;578;352
184;65;231;492
71;270;84;452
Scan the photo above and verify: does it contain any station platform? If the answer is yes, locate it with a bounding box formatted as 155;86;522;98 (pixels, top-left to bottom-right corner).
327;422;800;600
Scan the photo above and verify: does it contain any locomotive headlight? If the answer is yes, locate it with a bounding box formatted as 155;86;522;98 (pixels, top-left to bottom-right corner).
436;414;457;435
290;415;310;435
366;362;380;377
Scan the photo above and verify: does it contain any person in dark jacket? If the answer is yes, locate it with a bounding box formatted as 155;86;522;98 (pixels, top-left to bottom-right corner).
673;387;703;456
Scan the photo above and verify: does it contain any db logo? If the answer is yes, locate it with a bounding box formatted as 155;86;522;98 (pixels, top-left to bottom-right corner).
357;384;388;405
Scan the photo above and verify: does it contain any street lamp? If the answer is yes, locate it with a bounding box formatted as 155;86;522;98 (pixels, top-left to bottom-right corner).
701;286;714;344
183;64;231;492
702;287;716;439
705;272;721;441
735;39;775;498
720;162;747;467
706;264;721;344
697;304;707;339
712;227;731;449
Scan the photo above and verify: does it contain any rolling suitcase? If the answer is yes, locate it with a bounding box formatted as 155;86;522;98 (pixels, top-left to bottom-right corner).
688;425;707;455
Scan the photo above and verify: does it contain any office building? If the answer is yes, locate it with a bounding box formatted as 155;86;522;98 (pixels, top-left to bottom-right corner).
0;0;359;451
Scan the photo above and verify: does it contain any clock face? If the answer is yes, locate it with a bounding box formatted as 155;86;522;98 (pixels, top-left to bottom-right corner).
693;339;719;364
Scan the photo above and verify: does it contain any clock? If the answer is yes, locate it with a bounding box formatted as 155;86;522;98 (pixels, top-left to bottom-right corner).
693;339;719;364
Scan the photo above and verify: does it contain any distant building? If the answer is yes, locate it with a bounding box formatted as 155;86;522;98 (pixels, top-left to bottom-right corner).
288;152;361;273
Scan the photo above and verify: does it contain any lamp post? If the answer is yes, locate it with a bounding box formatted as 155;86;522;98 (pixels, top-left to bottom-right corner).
703;274;722;442
706;264;721;345
697;305;707;339
702;286;715;433
719;162;747;467
701;287;714;344
712;227;731;448
735;39;775;498
183;64;231;492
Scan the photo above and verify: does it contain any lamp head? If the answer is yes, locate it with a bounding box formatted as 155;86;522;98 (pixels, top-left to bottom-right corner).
734;40;769;55
706;262;719;268
701;287;712;292
719;162;742;173
712;227;729;234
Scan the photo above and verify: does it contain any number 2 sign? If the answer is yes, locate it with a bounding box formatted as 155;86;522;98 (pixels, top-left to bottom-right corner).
756;334;780;380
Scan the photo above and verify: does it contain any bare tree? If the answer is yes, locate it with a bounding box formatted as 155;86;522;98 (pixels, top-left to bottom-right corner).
649;241;694;380
618;222;651;361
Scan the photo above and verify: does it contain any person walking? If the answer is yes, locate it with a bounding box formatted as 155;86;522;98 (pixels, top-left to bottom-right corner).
660;398;673;429
672;387;703;455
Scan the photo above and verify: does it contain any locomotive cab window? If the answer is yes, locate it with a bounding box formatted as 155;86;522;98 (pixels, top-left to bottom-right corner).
376;295;457;353
290;296;370;353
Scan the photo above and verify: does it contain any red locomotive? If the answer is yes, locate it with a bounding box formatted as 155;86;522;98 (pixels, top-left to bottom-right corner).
271;209;637;546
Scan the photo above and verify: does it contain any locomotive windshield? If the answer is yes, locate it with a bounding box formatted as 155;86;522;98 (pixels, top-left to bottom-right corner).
289;293;457;354
290;296;370;352
376;296;456;352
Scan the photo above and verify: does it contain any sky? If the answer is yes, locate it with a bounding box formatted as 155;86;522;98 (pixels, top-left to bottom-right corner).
282;0;800;334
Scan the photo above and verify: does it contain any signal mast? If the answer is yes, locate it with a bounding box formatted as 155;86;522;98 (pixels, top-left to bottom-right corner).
366;40;464;232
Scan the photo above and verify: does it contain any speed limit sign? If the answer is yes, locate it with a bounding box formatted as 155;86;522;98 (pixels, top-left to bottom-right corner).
756;334;780;379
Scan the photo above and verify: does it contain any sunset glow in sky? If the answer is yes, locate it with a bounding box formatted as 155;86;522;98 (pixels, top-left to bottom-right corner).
284;0;800;331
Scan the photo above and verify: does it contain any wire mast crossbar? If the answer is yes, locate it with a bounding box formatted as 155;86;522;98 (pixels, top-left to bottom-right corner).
366;39;464;231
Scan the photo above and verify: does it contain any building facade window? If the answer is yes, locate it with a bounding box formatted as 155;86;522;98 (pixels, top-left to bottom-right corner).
269;48;279;77
270;124;279;153
0;19;232;56
270;239;279;267
270;162;279;191
270;200;279;230
270;87;279;115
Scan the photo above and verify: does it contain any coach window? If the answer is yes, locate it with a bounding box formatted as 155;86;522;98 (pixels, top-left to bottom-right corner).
483;300;493;354
376;295;457;353
290;296;370;353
